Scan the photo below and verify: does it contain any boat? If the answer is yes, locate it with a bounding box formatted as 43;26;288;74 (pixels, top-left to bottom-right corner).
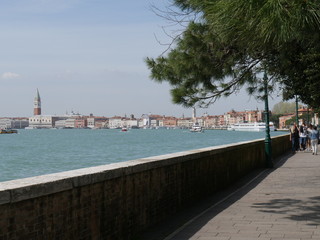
121;127;128;132
25;126;38;129
227;122;275;132
190;123;203;132
0;129;18;134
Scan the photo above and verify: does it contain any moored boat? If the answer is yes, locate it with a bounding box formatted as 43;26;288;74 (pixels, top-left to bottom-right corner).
0;129;18;134
190;123;203;132
227;122;275;132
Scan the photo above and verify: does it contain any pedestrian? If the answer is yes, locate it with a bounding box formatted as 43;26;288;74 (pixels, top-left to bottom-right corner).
308;125;319;155
299;122;307;151
290;123;300;152
306;124;313;152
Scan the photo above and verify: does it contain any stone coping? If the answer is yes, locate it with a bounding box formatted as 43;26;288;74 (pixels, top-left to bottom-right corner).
0;135;288;205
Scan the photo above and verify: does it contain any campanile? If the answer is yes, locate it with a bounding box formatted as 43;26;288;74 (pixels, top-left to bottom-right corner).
34;88;41;115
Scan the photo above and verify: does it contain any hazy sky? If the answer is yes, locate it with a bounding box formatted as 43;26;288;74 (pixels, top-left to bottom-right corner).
0;0;282;118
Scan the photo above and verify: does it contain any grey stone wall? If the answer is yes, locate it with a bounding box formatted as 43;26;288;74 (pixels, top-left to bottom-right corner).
0;134;290;240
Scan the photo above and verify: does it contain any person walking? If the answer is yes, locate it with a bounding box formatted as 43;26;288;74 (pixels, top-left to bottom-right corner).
299;122;307;151
306;124;313;152
308;126;319;155
290;123;300;152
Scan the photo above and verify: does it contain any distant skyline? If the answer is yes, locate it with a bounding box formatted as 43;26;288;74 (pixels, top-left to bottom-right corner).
0;0;283;118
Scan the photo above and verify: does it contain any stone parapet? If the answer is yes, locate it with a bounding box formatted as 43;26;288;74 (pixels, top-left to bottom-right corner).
0;134;290;240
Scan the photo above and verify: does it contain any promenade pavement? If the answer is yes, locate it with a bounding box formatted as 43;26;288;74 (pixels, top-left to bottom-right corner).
143;151;320;240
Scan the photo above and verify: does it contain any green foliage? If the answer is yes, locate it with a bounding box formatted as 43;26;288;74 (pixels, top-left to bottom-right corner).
146;0;320;109
269;113;282;128
145;22;259;107
207;0;320;46
272;102;303;115
285;117;296;127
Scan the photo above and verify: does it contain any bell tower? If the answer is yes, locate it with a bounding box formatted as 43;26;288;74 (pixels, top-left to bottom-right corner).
34;88;41;115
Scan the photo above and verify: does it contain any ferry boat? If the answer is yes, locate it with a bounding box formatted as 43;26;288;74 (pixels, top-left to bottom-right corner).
0;129;18;134
190;123;203;133
227;122;275;132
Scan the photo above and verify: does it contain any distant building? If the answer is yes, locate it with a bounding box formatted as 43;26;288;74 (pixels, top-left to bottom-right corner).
279;114;295;129
29;115;53;128
163;116;177;128
177;118;192;128
34;89;41;116
108;116;122;129
87;117;108;129
55;119;67;129
0;118;29;129
65;118;76;128
75;117;87;128
224;109;264;126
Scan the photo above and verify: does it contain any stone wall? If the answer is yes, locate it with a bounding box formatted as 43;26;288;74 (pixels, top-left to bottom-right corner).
0;134;290;240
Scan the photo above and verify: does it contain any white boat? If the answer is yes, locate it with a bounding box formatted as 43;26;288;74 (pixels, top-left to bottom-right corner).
190;123;203;132
25;126;37;130
227;122;275;132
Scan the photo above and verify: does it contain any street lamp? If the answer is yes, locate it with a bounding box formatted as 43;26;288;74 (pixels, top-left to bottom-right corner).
295;95;299;126
263;73;273;168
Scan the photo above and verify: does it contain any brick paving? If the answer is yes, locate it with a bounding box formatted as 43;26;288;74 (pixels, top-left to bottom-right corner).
164;152;320;240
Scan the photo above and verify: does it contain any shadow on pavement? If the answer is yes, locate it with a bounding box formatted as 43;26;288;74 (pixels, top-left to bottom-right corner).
138;153;292;240
252;196;320;226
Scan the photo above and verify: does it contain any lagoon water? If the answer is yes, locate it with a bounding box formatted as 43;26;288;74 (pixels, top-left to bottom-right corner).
0;129;287;182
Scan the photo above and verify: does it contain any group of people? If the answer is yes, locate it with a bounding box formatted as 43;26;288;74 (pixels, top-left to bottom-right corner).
290;122;319;155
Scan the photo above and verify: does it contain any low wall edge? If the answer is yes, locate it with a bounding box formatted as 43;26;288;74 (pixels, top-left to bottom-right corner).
0;134;289;204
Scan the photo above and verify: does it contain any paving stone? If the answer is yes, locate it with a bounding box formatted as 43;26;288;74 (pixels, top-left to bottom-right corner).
167;153;320;240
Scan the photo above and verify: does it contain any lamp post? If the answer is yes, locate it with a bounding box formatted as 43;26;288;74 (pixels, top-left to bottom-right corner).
295;95;299;126
263;73;273;168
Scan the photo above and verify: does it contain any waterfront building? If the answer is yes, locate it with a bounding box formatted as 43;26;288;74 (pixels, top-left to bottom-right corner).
141;114;162;128
243;109;263;122
196;117;205;127
65;118;76;128
87;116;108;129
157;118;164;127
55;120;67;129
108;116;122;129
163;116;177;128
75;117;87;128
0;118;29;129
0;118;16;129
203;116;218;128
150;119;159;128
29;115;58;128
224;109;263;126
138;118;144;128
278;107;314;129
141;114;150;128
106;116;138;129
177;118;192;128
31;116;69;128
224;111;242;126
87;117;95;128
278;114;294;129
123;118;139;128
34;89;41;116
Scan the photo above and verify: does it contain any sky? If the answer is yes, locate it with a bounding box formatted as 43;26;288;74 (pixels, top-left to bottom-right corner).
0;0;282;118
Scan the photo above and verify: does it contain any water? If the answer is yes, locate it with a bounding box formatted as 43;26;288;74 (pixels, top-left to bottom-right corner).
0;129;286;182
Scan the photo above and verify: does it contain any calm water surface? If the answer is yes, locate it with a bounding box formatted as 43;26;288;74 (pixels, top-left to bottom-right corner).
0;129;287;182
